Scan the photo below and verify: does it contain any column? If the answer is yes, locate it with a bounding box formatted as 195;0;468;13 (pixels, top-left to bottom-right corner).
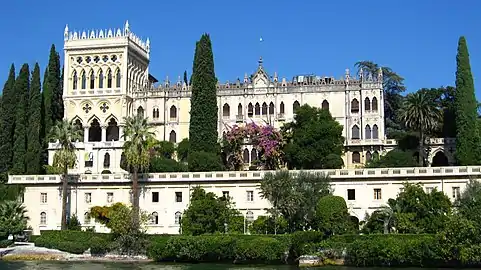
83;126;89;142
101;126;107;142
119;126;124;141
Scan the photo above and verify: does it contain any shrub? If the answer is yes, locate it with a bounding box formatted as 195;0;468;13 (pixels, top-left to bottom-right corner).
67;215;82;231
0;239;13;248
34;230;113;255
89;236;110;256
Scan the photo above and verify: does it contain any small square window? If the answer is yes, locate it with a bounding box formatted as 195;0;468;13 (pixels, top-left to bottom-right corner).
40;193;47;204
85;192;92;204
107;192;114;203
175;192;182;203
347;189;355;200
374;188;382;200
152;192;159;203
222;191;230;198
246;191;254;202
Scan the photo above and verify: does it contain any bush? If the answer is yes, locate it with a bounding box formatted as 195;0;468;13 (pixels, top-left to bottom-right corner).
0;239;13;248
188;151;224;172
34;230;112;254
289;231;326;258
89;236;110;256
67;215;81;231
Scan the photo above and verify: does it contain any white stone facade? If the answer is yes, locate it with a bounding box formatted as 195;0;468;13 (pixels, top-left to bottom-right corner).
9;166;475;235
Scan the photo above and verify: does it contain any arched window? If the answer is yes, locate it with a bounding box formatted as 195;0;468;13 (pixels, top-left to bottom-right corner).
237;103;243;116
366;151;372;162
106;118;119;141
254;103;260;115
137;106;144;117
280;102;285;114
72;71;78;90
293;101;300;113
364;97;371;111
268;102;275;115
89;69;95;89
170;105;177;121
352;152;361;163
98;70;104;89
169;130;177;143
351;125;360;140
365;125;372;139
152;108;157;119
116;68;121;88
243;149;249;163
247;103;253;117
84;212;91;224
107;69;112;88
150;212;159;225
246;211;254;222
351;99;359;113
175;211;182;225
261;102;268;115
322;100;329;111
372;97;378;111
372;125;379;139
103;153;110;168
81;70;86;89
73;119;84;139
88;118;101;142
223;103;230;118
251;149;258;162
40;212;47;225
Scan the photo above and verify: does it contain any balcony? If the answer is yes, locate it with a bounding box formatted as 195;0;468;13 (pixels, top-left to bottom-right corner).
48;141;124;150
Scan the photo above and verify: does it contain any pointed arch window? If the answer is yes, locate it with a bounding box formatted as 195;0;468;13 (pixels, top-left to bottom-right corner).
116;69;121;88
293;101;300;113
365;125;372;139
372;124;379;139
170;105;177;121
107;69;112;88
98;70;104;89
73;71;78;90
223;103;230;118
322;100;329;111
351;99;359;113
351;125;360;140
268;102;275;115
280;102;285;114
352;152;361;164
243;149;249;163
137;106;144;117
247;103;253;117
261;102;268;115
254;103;261;115
251;149;258;162
366;151;372;162
364;97;371;111
372;97;378;111
169;130;177;143
89;69;95;89
103;153;110;168
81;70;86;89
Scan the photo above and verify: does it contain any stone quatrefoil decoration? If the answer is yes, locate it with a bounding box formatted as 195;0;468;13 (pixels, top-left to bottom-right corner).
100;102;110;113
83;103;92;113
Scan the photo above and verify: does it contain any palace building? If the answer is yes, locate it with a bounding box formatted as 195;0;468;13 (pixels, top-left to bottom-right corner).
51;21;397;175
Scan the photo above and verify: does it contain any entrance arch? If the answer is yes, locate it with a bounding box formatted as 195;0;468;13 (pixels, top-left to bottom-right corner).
431;151;449;167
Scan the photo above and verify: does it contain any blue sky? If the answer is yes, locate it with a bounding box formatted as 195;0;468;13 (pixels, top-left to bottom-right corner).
1;0;480;97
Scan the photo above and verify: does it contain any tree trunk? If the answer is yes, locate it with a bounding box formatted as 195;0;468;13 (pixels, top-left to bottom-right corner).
60;165;68;230
419;130;424;167
132;168;140;230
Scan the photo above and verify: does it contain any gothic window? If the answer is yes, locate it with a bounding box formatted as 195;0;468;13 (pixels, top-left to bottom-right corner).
261;102;268;115
251;149;258;162
293;101;300;113
88;118;101;142
175;211;182;225
372;97;378;111
322;100;329;111
81;70;86;89
365;125;372;139
72;71;78;90
152;108;159;119
247;103;253;117
169;130;177;143
98;70;104;89
89;69;95;89
223;103;230;118
170;105;177;120
351;99;359;113
116;69;121;88
73;119;84;139
351;125;360;140
107;69;112;88
372;124;379;139
352;152;361;164
103;153;110;168
237;103;243;116
137;106;144;117
243;149;249;163
150;212;159;225
364;97;371;111
269;102;275;115
106;118;119;141
280;102;285;114
366;151;372;162
254;103;261;115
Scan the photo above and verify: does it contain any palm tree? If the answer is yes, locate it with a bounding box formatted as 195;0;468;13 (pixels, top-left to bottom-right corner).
0;200;29;238
122;114;155;229
398;91;442;166
49;120;82;230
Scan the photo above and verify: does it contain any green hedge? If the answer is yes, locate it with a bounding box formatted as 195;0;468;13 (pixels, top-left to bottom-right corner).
34;230;113;255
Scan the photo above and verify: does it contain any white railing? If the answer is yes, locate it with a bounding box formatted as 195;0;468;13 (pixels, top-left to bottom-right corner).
48;141;124;149
8;166;481;185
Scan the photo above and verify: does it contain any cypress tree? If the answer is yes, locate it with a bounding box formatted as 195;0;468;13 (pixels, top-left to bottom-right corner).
188;34;219;155
183;70;188;85
0;65;16;181
454;36;481;165
11;64;30;174
41;44;61;147
25;63;42;174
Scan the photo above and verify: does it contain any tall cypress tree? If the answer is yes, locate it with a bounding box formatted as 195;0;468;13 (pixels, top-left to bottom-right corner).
183;70;188;85
0;65;16;181
188;34;219;154
25;63;42;174
41;44;61;147
11;64;30;174
454;36;481;165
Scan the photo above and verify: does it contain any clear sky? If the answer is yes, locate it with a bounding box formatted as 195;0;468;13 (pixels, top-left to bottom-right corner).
1;0;480;97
